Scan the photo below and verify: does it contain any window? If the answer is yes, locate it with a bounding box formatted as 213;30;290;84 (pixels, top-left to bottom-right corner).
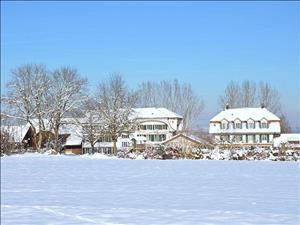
148;134;155;142
261;135;268;142
99;136;112;142
158;134;166;141
122;142;129;147
122;134;129;139
248;122;255;129
220;135;229;142
261;122;268;129
247;135;254;143
147;134;166;142
234;135;242;142
235;122;242;129
103;147;112;154
221;123;228;129
139;125;146;130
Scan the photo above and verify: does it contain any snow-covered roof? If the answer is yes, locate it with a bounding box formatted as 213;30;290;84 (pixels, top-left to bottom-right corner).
82;142;113;148
162;133;207;145
132;107;183;119
273;133;300;147
1;125;30;142
65;135;82;146
132;136;147;142
210;107;280;122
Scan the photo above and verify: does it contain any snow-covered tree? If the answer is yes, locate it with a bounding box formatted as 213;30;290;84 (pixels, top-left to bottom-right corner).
49;67;88;152
96;74;137;155
2;64;51;150
71;97;106;153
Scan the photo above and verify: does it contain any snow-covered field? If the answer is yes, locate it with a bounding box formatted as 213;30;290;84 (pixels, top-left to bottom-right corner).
1;154;299;225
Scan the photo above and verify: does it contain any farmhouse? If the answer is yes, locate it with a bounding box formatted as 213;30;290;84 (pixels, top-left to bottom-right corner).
209;106;281;148
82;107;184;154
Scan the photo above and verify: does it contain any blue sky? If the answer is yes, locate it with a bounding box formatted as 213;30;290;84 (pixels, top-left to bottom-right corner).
1;1;299;130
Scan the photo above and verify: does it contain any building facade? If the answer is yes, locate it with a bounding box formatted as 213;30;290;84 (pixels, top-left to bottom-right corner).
81;107;183;154
209;107;281;148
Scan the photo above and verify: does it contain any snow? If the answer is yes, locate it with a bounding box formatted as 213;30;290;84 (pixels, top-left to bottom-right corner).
132;107;183;119
64;135;82;146
1;154;299;225
80;153;119;159
210;107;280;122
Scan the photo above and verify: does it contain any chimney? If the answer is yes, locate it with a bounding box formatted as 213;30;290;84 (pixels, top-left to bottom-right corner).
225;103;229;110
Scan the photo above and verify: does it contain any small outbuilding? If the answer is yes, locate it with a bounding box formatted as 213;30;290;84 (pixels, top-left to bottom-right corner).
273;133;300;149
64;135;82;154
161;133;212;151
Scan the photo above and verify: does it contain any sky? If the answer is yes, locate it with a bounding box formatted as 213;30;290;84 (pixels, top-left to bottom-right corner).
1;1;299;130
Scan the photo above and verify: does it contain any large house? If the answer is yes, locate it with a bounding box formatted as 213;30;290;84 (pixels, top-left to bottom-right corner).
81;107;184;154
209;106;281;148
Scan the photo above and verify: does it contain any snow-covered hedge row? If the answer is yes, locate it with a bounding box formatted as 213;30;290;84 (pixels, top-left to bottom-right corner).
117;147;300;161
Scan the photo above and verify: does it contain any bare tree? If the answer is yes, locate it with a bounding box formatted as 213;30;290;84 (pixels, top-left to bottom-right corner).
72;97;105;153
96;74;137;155
220;80;281;111
279;113;292;133
259;81;281;114
137;79;204;130
49;67;88;153
2;64;50;150
0;127;12;156
218;81;241;109
241;80;256;107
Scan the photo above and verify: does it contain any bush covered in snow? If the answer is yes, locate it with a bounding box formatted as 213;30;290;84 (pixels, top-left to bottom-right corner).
116;146;300;161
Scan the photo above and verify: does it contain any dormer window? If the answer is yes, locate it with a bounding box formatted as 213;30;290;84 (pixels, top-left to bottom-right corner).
260;119;268;129
247;119;255;129
235;123;242;129
234;119;242;129
221;120;228;129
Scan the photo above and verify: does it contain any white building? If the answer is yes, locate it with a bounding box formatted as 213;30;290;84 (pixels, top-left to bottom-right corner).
273;133;300;149
81;107;183;154
209;107;281;147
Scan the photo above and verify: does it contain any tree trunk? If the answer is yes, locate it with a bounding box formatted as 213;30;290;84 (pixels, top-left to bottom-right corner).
45;132;52;150
38;131;43;150
113;140;117;155
31;127;38;151
91;143;95;154
54;125;60;153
